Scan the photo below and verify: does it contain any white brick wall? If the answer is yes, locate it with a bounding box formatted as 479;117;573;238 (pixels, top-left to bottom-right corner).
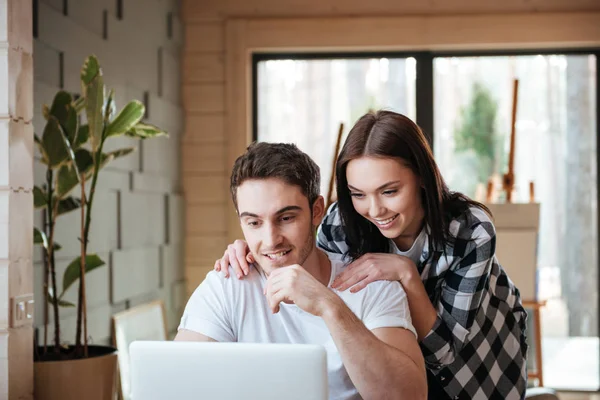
33;0;184;346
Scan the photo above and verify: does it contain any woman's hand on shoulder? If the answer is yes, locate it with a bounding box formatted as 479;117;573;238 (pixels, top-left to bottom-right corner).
331;253;419;292
214;239;255;279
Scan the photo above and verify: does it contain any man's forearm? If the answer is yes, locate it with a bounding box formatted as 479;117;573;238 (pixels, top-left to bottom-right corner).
321;299;427;400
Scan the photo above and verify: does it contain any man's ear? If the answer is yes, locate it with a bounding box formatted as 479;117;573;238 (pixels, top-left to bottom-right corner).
311;195;326;226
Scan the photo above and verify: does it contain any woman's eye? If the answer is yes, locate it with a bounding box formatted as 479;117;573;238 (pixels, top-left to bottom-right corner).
247;221;259;227
350;193;364;198
383;190;397;196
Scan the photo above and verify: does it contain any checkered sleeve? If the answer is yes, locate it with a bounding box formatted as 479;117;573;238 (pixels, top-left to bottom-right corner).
316;202;349;255
420;215;496;368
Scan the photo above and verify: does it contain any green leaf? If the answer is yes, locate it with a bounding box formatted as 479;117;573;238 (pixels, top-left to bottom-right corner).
49;91;78;144
47;291;75;307
34;228;61;252
80;55;101;87
56;149;94;198
56;164;79;199
34;228;48;249
104;89;116;123
103;147;134;162
61;255;105;296
34;134;48;164
73;95;85;114
33;186;47;208
42;104;50;120
86;75;105;151
125;122;168;139
81;55;105;151
41;118;70;168
98;148;135;170
75;148;95;176
56;197;82;216
105;100;145;138
73;124;89;150
58;299;76;307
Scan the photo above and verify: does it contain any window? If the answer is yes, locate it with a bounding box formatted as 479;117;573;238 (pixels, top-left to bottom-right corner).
255;55;416;196
434;53;598;390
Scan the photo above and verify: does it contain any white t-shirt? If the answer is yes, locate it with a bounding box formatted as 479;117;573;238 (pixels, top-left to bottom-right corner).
178;255;416;400
389;227;427;264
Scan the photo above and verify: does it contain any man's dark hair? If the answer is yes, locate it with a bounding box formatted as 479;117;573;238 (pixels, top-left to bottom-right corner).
230;142;321;211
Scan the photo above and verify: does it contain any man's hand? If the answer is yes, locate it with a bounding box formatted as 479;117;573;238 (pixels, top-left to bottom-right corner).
264;265;342;316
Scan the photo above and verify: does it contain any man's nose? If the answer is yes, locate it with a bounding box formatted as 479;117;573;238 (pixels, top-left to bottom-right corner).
263;223;283;248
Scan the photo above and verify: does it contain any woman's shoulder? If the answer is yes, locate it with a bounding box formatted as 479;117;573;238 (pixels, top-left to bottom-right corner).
448;205;496;242
322;202;342;225
317;202;350;253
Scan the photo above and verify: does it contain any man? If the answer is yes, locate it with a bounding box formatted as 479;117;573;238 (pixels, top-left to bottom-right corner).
175;142;427;399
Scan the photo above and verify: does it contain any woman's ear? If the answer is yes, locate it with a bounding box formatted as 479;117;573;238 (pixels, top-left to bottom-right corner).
312;195;326;226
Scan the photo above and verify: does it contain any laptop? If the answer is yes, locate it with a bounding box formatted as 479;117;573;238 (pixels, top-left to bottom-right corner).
129;341;328;400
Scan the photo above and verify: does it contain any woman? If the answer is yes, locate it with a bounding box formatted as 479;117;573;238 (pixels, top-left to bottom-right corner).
217;110;528;400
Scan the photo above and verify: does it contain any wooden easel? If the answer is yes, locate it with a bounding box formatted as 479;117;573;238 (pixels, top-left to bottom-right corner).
523;299;547;386
487;79;544;386
502;79;519;202
486;79;536;203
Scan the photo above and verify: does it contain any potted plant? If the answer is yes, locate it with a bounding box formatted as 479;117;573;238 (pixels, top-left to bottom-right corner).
32;55;167;400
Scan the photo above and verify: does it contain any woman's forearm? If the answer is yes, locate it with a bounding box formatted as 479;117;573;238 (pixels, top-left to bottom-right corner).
402;276;438;340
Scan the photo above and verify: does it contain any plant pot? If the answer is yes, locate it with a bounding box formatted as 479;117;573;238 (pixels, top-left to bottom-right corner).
34;345;118;400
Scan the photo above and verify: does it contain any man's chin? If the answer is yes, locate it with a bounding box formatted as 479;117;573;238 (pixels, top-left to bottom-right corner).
262;260;292;269
257;257;297;272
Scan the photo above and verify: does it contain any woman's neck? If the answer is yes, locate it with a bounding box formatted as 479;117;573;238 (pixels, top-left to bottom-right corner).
393;217;425;251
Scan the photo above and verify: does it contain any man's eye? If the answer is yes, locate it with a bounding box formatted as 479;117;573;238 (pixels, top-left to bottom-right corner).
383;190;397;196
247;221;259;227
281;215;295;222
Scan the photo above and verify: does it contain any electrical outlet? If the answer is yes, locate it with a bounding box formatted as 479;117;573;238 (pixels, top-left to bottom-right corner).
11;294;34;328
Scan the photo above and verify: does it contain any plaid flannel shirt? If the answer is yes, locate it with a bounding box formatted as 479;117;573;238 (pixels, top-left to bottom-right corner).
317;203;528;400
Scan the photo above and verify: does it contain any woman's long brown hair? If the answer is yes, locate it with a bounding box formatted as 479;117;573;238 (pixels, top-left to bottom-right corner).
335;110;490;260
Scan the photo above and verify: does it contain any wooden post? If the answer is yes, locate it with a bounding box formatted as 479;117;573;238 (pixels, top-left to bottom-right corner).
523;300;546;386
529;181;535;203
503;79;519;202
326;122;344;210
486;179;494;203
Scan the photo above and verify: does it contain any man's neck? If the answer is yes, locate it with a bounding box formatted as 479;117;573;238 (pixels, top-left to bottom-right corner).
300;248;332;287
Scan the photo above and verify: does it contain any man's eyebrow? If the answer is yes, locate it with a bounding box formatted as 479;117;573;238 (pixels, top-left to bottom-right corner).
348;180;402;192
275;206;302;214
239;206;302;219
239;212;259;218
